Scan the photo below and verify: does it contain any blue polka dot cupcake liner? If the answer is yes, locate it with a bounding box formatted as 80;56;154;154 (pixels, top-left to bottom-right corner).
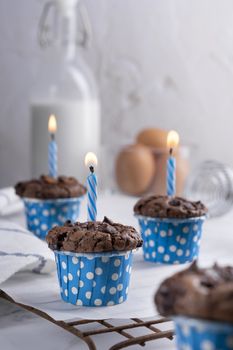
54;250;134;307
136;215;206;264
23;197;84;240
174;316;233;350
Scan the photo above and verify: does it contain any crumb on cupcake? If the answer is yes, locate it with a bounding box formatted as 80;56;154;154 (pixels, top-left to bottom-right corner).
134;195;207;219
15;175;86;200
155;261;233;323
46;216;143;253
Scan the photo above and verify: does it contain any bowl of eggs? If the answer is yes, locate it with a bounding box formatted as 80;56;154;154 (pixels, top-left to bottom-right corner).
115;128;190;196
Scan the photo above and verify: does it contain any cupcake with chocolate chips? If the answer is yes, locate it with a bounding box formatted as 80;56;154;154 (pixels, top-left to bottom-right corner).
134;195;207;264
15;175;86;239
155;262;233;350
46;217;143;306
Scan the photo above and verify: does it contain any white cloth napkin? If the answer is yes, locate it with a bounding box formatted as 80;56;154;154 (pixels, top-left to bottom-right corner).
0;220;55;284
0;187;23;216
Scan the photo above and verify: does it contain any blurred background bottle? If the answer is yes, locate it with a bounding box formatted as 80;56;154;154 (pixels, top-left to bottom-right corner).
30;0;100;182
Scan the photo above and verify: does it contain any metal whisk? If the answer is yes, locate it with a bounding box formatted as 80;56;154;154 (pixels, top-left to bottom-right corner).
185;160;233;217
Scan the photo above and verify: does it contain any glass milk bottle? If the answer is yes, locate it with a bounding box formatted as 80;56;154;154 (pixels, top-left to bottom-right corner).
31;0;100;183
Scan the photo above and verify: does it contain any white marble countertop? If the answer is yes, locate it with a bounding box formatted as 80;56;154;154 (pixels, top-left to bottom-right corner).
1;193;233;350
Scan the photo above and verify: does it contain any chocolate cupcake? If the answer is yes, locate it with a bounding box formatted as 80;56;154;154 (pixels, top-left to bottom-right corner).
155;262;233;350
15;175;86;199
15;175;86;240
134;195;207;264
46;217;142;306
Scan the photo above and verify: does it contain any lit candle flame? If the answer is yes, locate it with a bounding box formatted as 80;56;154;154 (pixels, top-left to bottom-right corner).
85;152;98;168
167;130;179;151
48;115;57;134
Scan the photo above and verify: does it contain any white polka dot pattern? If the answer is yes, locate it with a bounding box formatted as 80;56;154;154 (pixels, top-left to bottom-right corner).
160;230;166;237
86;255;94;261
101;256;109;263
114;259;121;267
23;197;83;240
182;226;189;233
34;218;39;226
79;280;84;288
138;216;205;264
169;245;176;252
174;317;233;350
72;257;79;264
181;324;190;336
63;275;67;283
85;291;92;299
145;229;151;236
86;272;94;280
111;273;119;281
177;249;183;256
201;340;215;350
109;287;117;295
158;246;165;253
101;286;106;294
56;251;133;306
41;223;48;231
68;273;73;281
117;284;123;291
118;296;124;303
71;287;78;295
168;229;173;236
180;238;186;245
95;267;103;275
149;240;155;247
186;249;190;257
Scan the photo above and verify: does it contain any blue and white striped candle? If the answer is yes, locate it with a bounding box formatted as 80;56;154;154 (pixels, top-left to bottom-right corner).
166;130;179;197
167;153;176;196
48;115;58;178
85;152;98;221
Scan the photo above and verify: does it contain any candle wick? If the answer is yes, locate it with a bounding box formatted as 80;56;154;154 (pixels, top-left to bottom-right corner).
89;166;94;173
169;148;173;156
51;133;55;140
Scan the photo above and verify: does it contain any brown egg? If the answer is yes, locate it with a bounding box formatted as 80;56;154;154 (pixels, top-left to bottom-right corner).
136;128;168;149
115;144;156;196
150;152;190;196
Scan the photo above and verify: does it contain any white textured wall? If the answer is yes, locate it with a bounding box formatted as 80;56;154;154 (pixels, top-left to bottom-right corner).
0;0;233;186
